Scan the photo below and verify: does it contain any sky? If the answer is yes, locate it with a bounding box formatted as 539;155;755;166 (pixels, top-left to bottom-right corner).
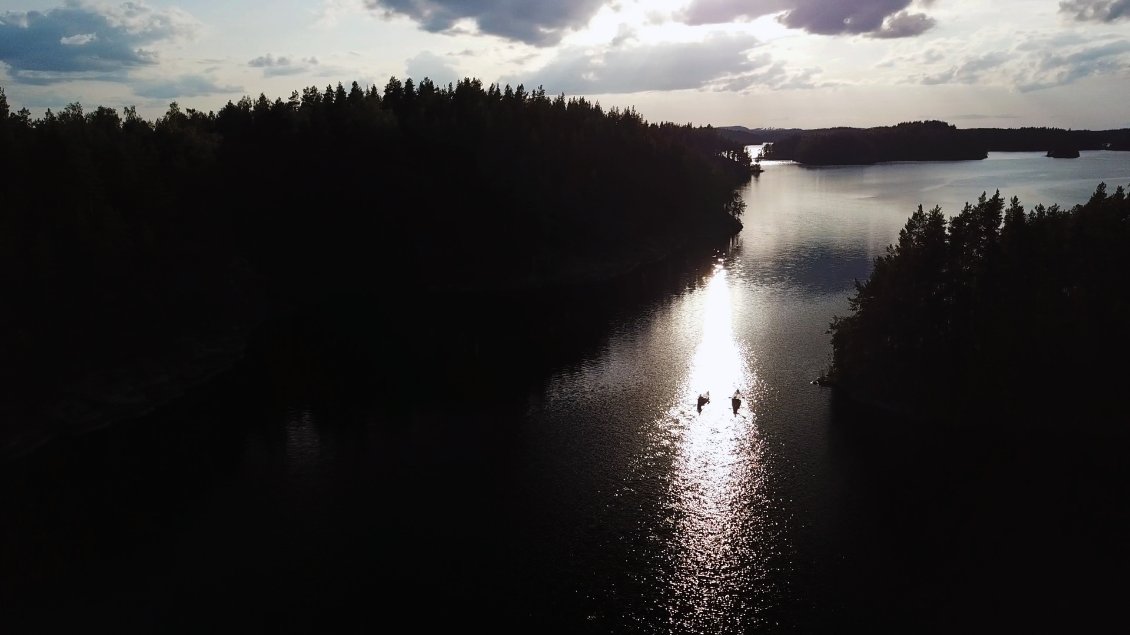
2;0;1130;129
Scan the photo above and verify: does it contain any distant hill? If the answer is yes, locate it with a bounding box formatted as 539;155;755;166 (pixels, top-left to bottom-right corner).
717;126;804;146
720;123;1130;164
966;127;1130;152
760;120;987;165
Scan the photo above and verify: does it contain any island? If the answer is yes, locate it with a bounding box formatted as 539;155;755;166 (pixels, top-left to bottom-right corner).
758;120;988;165
1046;148;1080;158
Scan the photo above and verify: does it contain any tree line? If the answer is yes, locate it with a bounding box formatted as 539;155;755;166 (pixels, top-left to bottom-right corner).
827;182;1130;427
759;121;1130;164
966;127;1130;152
760;121;988;164
0;80;753;429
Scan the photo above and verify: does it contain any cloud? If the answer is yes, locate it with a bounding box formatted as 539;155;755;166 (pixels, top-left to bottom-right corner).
711;56;825;91
869;11;936;38
60;32;97;45
1014;31;1093;51
1016;38;1130;91
316;0;366;28
611;24;637;47
680;0;937;37
909;34;1130;92
248;53;320;77
503;34;817;94
1059;0;1130;22
921;51;1010;84
134;73;240;99
681;0;786;25
0;1;198;84
404;50;459;86
362;0;606;46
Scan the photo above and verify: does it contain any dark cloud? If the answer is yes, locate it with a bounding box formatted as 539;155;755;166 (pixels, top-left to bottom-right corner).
0;67;129;85
248;54;319;77
363;0;606;46
134;74;240;99
1059;0;1130;22
0;1;197;84
681;0;936;37
248;54;286;68
504;34;815;94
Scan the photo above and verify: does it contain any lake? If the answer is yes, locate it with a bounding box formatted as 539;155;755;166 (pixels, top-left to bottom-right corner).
5;151;1129;632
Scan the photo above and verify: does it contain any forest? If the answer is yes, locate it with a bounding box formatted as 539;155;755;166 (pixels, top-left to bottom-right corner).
716;126;804;146
759;120;988;164
827;182;1130;428
966;127;1130;152
758;121;1130;164
0;79;753;456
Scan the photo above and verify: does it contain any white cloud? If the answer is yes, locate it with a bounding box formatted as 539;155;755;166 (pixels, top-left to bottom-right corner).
907;33;1130;92
503;33;819;94
404;50;460;85
1016;37;1130;90
60;32;97;45
920;51;1010;84
134;73;241;99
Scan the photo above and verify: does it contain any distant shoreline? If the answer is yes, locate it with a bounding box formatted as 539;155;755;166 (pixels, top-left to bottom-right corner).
722;122;1130;165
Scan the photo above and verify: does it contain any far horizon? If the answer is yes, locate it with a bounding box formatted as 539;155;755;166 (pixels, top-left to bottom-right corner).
2;1;1129;130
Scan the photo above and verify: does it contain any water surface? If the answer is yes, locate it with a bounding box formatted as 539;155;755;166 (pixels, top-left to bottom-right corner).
6;151;1129;632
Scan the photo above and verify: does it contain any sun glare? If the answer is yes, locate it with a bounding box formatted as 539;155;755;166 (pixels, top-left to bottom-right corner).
687;265;747;395
652;262;770;630
565;1;788;48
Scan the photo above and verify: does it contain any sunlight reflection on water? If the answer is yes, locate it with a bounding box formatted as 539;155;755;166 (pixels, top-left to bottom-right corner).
648;265;777;632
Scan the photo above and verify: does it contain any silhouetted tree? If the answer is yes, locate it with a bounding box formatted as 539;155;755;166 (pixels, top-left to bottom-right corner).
829;182;1130;426
0;78;752;438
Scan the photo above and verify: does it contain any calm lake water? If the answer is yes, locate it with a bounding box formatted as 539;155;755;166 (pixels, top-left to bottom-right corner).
6;151;1129;632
